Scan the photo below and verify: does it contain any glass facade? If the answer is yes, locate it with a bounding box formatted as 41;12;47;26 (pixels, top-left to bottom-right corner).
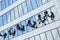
0;6;60;40
0;0;60;40
25;27;60;40
0;0;51;27
0;0;17;11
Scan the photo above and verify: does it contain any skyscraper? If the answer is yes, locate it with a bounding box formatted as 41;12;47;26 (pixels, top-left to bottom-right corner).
0;0;60;40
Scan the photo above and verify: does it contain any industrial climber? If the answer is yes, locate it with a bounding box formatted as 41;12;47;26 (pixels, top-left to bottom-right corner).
0;33;3;36
37;14;46;25
8;28;16;36
44;11;49;18
38;14;42;24
49;12;55;21
32;21;38;28
26;20;32;26
16;24;25;31
44;11;50;23
0;32;7;39
27;20;37;28
37;11;55;25
42;15;46;25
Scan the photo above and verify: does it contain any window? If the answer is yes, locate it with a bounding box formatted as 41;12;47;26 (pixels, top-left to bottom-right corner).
1;0;6;10
40;12;44;17
31;16;36;22
35;35;41;40
0;2;1;11
52;29;60;40
17;23;23;36
46;31;53;40
26;18;33;32
26;0;32;12
35;12;44;27
12;26;17;38
35;14;41;28
40;33;47;40
9;0;13;5
18;5;23;16
2;14;7;25
22;2;28;14
8;27;14;39
12;0;16;3
36;0;42;7
46;9;52;23
30;16;37;29
14;7;19;18
5;0;9;7
0;16;3;27
51;7;60;21
42;0;48;4
30;0;37;9
30;37;35;40
6;12;11;23
25;39;29;40
10;9;15;21
20;21;27;34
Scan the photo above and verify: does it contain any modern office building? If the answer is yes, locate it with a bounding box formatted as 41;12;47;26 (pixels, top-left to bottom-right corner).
0;0;60;40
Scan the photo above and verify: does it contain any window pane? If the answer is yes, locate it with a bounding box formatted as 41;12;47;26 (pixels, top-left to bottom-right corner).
14;7;19;18
13;0;16;3
12;26;17;38
7;12;11;23
46;9;52;23
18;5;23;16
36;0;42;7
46;31;53;40
9;0;13;5
31;16;37;30
1;0;6;10
30;37;34;40
10;9;15;21
2;14;7;25
20;21;27;34
40;33;47;40
30;0;37;9
8;27;14;39
42;0;48;4
26;18;33;32
0;16;3;27
5;0;9;7
35;35;40;40
35;13;42;27
16;23;23;36
31;16;36;22
51;7;60;21
26;0;32;12
22;2;28;14
52;29;60;40
25;39;29;40
0;2;1;11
